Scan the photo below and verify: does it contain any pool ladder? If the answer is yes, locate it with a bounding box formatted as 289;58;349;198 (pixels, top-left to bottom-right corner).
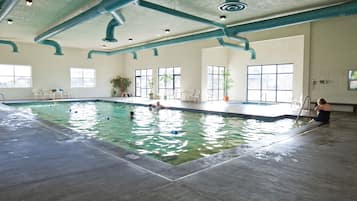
0;93;5;102
295;96;311;122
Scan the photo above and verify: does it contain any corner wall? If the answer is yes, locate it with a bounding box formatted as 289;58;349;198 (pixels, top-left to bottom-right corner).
310;15;357;104
0;42;124;100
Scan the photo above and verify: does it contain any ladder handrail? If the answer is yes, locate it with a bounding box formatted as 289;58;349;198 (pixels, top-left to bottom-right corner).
296;96;311;122
0;93;5;102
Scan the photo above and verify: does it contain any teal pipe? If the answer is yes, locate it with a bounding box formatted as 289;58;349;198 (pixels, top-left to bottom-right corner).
88;1;357;59
227;34;250;50
88;29;224;59
0;0;19;23
34;0;135;42
103;10;125;42
231;1;357;35
132;52;137;60
39;40;64;55
137;0;249;50
88;50;109;59
137;0;225;29
217;38;255;59
153;48;158;56
0;40;19;53
104;18;120;42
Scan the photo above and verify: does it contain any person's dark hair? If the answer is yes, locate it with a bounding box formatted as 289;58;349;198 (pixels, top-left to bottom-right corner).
318;98;327;105
130;111;134;115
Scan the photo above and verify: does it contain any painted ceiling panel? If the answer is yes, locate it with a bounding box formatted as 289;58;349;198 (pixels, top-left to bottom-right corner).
0;0;347;50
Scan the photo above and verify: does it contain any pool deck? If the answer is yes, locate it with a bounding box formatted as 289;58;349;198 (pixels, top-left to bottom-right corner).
1;99;356;201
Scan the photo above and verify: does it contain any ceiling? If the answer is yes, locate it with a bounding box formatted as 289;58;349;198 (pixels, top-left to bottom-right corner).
0;0;347;50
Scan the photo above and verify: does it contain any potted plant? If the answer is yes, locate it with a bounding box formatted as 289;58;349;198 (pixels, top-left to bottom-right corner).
110;76;131;97
159;74;173;99
223;69;233;102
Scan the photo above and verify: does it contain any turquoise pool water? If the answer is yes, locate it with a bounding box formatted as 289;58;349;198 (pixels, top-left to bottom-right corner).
10;101;307;165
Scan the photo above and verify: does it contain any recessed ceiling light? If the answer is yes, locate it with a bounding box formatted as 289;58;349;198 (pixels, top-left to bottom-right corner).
220;15;227;21
165;29;170;34
26;0;33;6
128;38;133;42
7;19;13;24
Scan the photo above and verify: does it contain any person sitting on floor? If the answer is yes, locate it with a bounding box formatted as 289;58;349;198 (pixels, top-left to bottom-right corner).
313;98;332;123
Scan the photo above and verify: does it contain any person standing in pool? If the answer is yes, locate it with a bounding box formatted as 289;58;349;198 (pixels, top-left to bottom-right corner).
154;101;165;110
313;98;332;123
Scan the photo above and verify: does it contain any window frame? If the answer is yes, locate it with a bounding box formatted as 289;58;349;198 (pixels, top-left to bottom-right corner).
158;67;181;99
348;69;357;90
135;68;152;97
207;65;225;101
0;64;32;88
246;63;294;103
70;67;96;88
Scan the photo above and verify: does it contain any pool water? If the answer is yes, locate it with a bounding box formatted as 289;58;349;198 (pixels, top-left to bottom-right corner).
10;101;307;165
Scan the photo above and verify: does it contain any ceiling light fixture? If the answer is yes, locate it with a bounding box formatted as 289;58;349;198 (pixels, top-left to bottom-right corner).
220;15;227;21
26;0;33;6
7;19;13;24
165;29;170;34
128;38;133;42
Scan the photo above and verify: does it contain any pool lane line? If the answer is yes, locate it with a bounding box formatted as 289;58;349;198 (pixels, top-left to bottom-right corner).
19;112;174;182
173;123;322;181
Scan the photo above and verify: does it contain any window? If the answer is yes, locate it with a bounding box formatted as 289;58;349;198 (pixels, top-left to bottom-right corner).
0;64;32;88
348;69;357;90
207;65;225;101
158;67;181;99
135;69;152;97
70;68;96;88
247;64;293;103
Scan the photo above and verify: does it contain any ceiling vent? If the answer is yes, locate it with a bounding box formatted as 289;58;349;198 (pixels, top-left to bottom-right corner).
218;0;247;12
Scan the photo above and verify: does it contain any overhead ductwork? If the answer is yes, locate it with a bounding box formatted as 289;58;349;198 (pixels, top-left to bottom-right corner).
103;10;125;42
39;40;64;55
34;0;135;42
0;0;20;23
88;1;357;59
217;38;255;59
137;0;251;55
0;40;19;53
34;0;135;55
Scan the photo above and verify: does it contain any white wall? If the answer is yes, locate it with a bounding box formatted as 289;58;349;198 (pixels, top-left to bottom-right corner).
124;40;217;100
0;42;124;100
1;14;357;106
309;15;357;104
201;47;229;101
227;35;305;102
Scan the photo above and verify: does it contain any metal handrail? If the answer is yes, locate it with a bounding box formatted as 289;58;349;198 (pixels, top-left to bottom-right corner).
295;96;311;122
0;93;5;102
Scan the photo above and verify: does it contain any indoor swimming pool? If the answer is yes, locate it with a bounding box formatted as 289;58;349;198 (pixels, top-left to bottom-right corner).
8;101;308;165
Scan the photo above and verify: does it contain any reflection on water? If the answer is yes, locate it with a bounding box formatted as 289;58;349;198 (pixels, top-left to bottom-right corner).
12;101;307;165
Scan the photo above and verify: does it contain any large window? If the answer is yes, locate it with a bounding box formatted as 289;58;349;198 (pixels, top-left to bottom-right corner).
135;69;152;97
70;68;96;88
158;67;181;99
348;70;357;90
247;64;293;103
0;64;32;88
207;65;225;101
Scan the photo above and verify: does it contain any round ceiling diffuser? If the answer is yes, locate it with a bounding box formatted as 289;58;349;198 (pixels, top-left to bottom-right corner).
218;0;247;12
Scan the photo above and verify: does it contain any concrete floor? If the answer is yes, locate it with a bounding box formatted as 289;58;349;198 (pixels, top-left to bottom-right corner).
0;101;356;201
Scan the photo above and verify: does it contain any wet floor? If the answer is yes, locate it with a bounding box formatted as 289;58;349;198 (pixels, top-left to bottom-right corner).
0;102;356;201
